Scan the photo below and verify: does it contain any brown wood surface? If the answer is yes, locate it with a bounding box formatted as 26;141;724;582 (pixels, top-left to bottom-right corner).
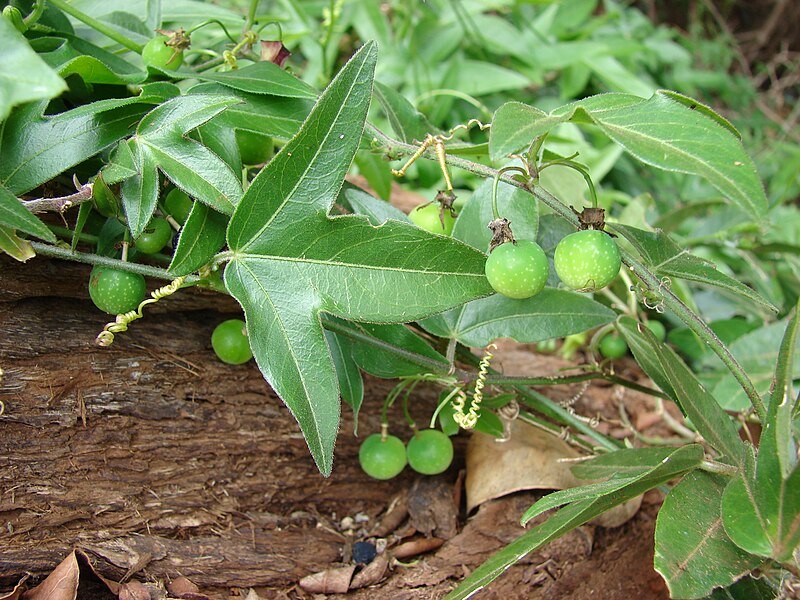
0;255;403;590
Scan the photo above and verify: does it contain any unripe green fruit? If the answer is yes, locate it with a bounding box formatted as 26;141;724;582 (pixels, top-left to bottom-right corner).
644;320;666;342
599;333;628;359
135;217;172;254
359;433;407;480
211;319;253;365
142;35;183;70
485;240;549;300
406;429;453;475
164;188;193;224
409;204;456;235
88;266;147;315
554;230;621;292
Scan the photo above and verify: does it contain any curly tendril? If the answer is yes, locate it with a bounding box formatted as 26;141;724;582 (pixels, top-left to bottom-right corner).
452;343;497;429
96;276;186;347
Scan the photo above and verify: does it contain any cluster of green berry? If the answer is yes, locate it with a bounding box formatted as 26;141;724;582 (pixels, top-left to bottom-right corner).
486;229;621;299
359;429;453;480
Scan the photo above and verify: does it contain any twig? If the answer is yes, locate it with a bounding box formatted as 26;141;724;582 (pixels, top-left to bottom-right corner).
23;183;93;214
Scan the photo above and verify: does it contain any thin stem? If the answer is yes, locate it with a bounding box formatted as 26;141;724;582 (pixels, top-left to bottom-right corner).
23;183;93;213
484;372;670;401
48;224;98;245
243;0;260;33
29;241;201;283
24;0;45;25
491;166;527;220
46;0;143;52
516;410;596;453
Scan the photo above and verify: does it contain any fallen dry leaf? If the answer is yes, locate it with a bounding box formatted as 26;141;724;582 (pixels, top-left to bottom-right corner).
24;550;116;600
466;420;641;526
393;537;445;559
349;555;389;589
0;575;28;600
298;564;356;594
167;576;199;596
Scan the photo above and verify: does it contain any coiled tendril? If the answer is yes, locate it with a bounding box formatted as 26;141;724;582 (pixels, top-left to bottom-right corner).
452;343;497;429
96;276;186;347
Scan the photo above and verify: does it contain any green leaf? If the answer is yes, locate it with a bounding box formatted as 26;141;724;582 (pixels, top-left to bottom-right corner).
324;330;364;435
447;444;704;600
611;224;777;314
705;576;777;600
192;61;318;99
521;444;704;525
721;453;774;559
134;94;244;219
761;301;799;481
32;34;146;85
168;202;227;277
702;318;800;411
102;139;138;184
723;304;800;561
348;322;447;378
0;18;67;122
452;178;539;252
341;185;409;225
354;151;392;201
0;225;35;261
0;184;56;242
571;446;685;480
121;140;159;238
373;81;437;143
656;470;763;599
224;42;491;475
420;289;615;348
489;92;768;222
0;97;153;195
618;316;678;399
617;316;744;466
188;82;312;141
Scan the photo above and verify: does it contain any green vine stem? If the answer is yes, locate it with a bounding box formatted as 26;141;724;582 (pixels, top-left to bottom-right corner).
29;241;201;283
538;157;599;209
243;0;259;33
24;0;45;26
367;124;766;422
491;166;527;220
46;0;143;53
485;371;671;401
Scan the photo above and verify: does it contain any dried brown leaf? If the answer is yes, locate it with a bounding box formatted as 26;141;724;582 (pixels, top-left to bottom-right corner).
298;565;356;594
0;575;29;600
392;537;445;559
349;555;389;589
466;420;641;527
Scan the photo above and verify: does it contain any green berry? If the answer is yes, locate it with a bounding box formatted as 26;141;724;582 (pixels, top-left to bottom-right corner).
485;240;549;300
644;320;666;342
211;319;253;365
142;35;183;70
409;204;456;236
406;429;453;475
599;333;628;359
554;230;621;292
164;188;193;224
359;433;407;480
134;217;172;254
88;266;146;315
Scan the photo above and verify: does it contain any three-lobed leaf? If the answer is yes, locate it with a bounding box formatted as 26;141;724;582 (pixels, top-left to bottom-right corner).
224;42;492;475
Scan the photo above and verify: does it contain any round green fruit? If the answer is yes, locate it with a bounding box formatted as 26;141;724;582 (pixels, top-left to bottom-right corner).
406;429;453;475
554;230;621;292
599;333;628;360
409;203;456;236
211;319;253;365
164;188;193;224
485;240;549;300
359;433;407;480
88;266;146;315
134;217;172;254
141;35;183;70
236;129;273;165
644;320;666;342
